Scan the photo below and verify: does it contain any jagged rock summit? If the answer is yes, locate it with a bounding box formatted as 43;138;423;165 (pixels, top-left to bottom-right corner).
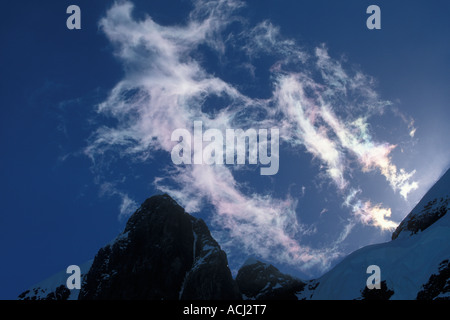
79;194;241;300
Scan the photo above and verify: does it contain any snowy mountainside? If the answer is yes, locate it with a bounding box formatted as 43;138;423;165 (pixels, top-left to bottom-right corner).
18;260;93;300
297;213;449;299
296;168;450;300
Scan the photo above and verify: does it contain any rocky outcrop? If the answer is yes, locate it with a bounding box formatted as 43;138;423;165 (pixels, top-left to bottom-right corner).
178;218;241;299
392;196;449;240
18;285;70;300
236;259;304;300
359;281;394;300
417;259;450;300
393;169;450;240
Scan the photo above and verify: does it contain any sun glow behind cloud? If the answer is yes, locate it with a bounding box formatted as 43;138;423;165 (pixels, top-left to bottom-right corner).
85;0;419;273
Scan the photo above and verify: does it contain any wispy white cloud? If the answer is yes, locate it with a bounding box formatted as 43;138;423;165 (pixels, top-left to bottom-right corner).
320;106;418;200
353;201;398;231
274;74;348;190
343;188;398;231
88;0;328;269
85;0;418;273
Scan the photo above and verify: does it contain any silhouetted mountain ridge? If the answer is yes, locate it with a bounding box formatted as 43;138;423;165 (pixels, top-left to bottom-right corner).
18;169;450;300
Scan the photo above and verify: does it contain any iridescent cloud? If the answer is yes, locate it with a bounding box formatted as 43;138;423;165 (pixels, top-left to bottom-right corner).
85;0;418;272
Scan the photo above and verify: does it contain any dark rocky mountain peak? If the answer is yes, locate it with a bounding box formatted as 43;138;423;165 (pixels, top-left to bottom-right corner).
79;193;240;300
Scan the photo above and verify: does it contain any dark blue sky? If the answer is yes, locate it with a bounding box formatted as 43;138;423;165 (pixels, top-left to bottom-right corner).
1;0;449;299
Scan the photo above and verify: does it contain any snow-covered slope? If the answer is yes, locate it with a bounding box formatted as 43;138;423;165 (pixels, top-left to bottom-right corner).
297;168;450;300
18;260;93;300
393;168;450;240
